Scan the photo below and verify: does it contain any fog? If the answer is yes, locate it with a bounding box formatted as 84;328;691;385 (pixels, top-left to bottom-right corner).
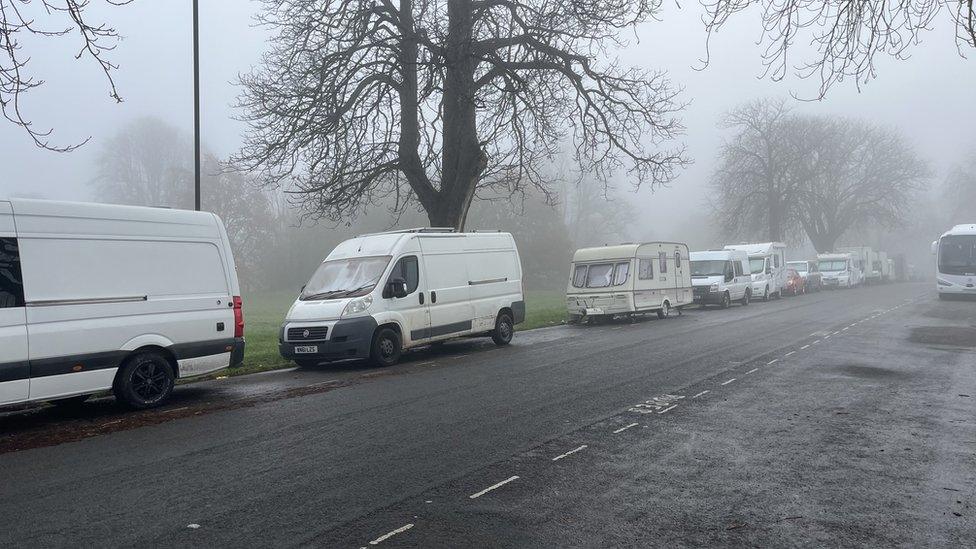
1;0;972;288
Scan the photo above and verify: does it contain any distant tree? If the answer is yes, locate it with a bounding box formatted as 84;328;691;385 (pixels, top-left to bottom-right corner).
1;0;130;150
564;179;635;249
234;0;687;231
943;154;976;225
703;0;975;97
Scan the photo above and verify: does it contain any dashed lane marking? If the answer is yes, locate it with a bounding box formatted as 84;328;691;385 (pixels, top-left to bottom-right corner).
469;476;519;499
692;390;710;399
767;359;779;365
552;445;588;461
746;368;758;374
800;344;810;350
369;523;414;545
720;378;736;386
613;423;639;434
658;405;678;414
812;340;821;345
784;351;796;357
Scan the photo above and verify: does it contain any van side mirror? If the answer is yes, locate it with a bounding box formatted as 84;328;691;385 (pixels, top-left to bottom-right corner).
384;277;408;299
765;265;772;275
931;240;938;255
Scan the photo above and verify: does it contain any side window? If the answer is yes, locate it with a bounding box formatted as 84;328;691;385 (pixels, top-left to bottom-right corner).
613;262;630;285
674;251;681;270
638;258;654;280
774;254;781;268
0;237;25;308
572;265;588;287
732;260;742;277
389;255;419;294
658;252;668;273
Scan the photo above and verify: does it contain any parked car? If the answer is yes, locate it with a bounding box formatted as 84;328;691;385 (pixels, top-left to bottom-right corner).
724;242;787;300
567;242;693;321
280;228;524;367
783;268;806;296
786;260;823;292
0;199;244;410
689;249;752;308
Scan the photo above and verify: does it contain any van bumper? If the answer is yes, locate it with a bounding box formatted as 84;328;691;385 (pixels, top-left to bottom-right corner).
279;317;377;362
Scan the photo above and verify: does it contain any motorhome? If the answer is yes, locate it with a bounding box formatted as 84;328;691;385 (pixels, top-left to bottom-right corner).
837;246;875;285
724;242;787;300
0;199;244;409
566;242;692;321
931;224;976;299
280;229;524;367
689;250;752;308
817;252;859;289
875;251;891;282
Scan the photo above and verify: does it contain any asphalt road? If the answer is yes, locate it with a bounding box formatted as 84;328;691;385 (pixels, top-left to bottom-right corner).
1;282;974;547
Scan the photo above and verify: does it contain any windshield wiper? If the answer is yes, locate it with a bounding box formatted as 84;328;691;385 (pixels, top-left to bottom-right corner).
332;277;382;299
301;289;350;301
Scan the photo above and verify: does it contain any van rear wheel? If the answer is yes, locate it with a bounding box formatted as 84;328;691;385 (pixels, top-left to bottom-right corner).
491;312;514;346
370;327;402;367
114;352;175;410
657;301;671;319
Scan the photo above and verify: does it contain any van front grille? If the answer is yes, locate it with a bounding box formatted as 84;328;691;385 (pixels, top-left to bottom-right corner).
287;326;328;342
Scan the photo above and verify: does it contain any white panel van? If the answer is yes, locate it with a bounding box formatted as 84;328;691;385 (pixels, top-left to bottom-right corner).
566;242;693;321
724;242;787;300
0;199;244;409
280;229;524;367
689;250;753;308
817;252;858;288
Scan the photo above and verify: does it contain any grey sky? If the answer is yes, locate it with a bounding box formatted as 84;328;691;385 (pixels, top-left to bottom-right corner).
0;0;971;235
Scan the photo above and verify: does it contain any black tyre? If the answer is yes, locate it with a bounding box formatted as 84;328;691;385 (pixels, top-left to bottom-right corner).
740;290;751;306
720;292;731;309
491;312;515;346
657;301;671;319
370;327;402;366
114;352;175;410
51;394;90;409
762;286;770;302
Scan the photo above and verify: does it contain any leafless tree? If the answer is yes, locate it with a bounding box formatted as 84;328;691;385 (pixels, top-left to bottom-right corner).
941;153;976;225
1;0;130;150
702;0;976;98
233;0;688;230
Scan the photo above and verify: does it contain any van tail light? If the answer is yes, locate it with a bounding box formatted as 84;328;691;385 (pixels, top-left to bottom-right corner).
233;296;245;338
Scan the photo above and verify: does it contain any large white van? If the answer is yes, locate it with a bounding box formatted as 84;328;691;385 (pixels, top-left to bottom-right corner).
724;242;787;300
689;250;753;308
280;229;524;367
817;252;859;289
566;242;693;321
0;199;244;409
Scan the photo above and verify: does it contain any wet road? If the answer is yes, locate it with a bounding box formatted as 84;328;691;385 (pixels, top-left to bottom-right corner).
1;282;974;547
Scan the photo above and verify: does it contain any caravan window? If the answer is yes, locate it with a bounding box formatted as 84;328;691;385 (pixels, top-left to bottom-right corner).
0;238;24;308
612;262;630;285
585;263;614;288
638;258;654;280
572;265;588;287
659;252;668;273
674;251;681;269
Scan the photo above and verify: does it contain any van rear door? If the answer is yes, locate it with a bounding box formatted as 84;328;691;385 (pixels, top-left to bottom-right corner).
0;202;28;405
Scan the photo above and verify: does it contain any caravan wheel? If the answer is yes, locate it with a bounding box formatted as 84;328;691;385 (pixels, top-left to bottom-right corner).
657;301;671;319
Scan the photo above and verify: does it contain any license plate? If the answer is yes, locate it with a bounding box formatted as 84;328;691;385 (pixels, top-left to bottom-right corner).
294;345;319;354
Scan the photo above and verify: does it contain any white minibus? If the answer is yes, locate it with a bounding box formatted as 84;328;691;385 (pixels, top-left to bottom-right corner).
0;199;244;409
690;250;753;308
932;224;976;299
724;242;787;300
280;229;524;367
817;253;858;289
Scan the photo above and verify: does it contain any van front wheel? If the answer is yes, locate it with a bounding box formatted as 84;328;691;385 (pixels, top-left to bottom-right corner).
114;352;175;409
370;327;402;367
491;312;514;346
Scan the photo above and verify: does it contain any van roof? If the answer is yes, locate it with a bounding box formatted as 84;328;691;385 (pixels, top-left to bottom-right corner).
328;231;516;260
723;242;786;255
7;198;217;226
817;253;852;259
690;250;747;261
943;224;976;237
572;241;688;262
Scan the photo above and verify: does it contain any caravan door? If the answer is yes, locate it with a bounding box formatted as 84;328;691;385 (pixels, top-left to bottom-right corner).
0;202;28;405
672;249;687;305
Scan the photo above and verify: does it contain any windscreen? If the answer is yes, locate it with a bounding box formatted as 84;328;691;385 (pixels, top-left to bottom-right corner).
749;258;765;274
301;256;391;300
939;235;976;275
787;262;808;272
691;260;727;277
818;260;848;272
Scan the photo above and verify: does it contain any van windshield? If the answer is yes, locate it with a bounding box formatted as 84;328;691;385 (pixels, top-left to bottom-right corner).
301;256;392;300
939;235;976;275
748;258;765;274
818;260;848;272
691;260;727;277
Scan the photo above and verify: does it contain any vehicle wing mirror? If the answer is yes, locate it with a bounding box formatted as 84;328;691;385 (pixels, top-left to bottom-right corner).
385;277;408;299
930;240;938;255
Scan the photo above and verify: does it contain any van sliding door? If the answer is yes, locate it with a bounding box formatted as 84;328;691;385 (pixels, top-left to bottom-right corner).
0;203;28;405
418;239;474;339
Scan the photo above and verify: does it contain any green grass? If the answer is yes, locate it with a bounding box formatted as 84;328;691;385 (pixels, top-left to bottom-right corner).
229;290;567;377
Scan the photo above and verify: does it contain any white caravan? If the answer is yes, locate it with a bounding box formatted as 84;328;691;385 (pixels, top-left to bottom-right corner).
566;242;692;321
817;252;859;289
932;224;976;299
724;242;787;300
837;246;875;285
281;229;524;366
0;199;244;409
690;250;753;308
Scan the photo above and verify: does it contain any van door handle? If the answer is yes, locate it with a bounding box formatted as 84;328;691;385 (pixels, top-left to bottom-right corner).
419;292;425;305
431;291;437;303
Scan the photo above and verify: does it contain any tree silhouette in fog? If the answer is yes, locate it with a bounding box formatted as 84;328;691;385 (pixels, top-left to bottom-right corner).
233;0;687;230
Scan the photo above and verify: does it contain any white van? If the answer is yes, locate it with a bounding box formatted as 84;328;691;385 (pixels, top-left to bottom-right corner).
689;250;753;308
280;229;524;367
0;199;244;409
724;242;787;300
817;253;859;288
566;242;693;321
932;224;976;298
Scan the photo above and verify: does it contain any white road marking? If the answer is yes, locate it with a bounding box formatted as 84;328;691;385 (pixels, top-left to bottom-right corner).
369;523;414;545
812;340;821;345
842;327;849;331
785;351;796;357
414;361;436;367
187;524;201;529
658;405;678;414
800;345;810;350
692;390;710;399
552;445;588;461
746;368;758;374
613;422;639;434
767;359;779;365
823;335;831;339
720;378;736;386
469;476;519;499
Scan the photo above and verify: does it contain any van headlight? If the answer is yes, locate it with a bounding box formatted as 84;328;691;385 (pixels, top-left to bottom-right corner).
342;295;373;318
937;278;952;286
710;282;719;293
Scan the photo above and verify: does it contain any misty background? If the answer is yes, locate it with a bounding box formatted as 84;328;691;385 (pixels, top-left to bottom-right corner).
1;0;972;292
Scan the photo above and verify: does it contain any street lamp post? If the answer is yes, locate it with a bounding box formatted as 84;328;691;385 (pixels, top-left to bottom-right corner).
193;0;201;211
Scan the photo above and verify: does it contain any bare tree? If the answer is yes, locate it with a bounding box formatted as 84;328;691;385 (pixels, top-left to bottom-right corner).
233;0;687;230
943;153;976;225
1;0;130;150
702;0;976;97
